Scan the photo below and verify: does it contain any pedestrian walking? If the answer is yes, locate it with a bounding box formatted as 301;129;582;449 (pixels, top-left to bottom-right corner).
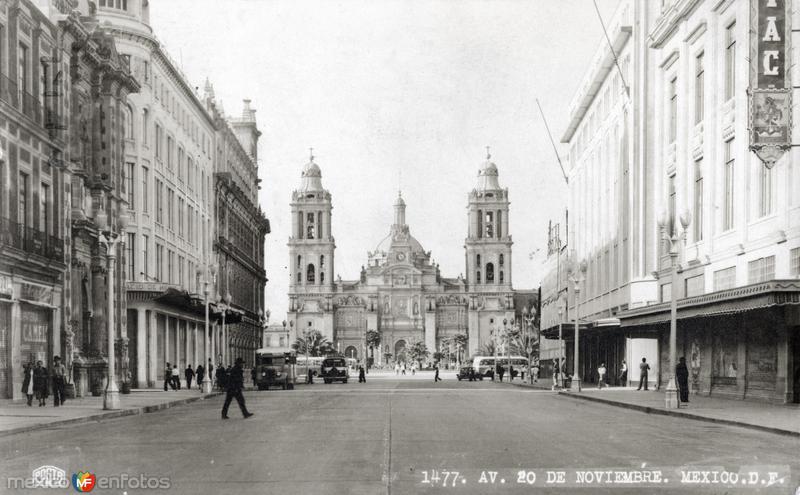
185;365;195;390
394;362;400;375
498;363;505;382
597;362;607;389
434;364;442;382
401;362;406;375
531;362;540;383
22;362;34;406
207;359;214;385
216;365;227;391
509;365;515;381
619;360;628;386
164;363;173;391
171;364;181;390
251;366;257;388
637;357;650;391
51;356;66;406
221;357;254;420
196;364;205;391
33;361;49;407
411;362;416;375
358;365;366;383
552;359;560;389
676;356;690;404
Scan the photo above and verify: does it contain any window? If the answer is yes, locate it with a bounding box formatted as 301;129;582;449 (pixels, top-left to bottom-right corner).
485;211;494;238
791;248;800;277
125;162;135;209
306;264;315;283
668;76;677;143
476;271;481;284
759;164;773;217
685;274;704;297
178;255;184;287
124;106;133;140
142;109;149;145
142;234;149;279
661;283;671;303
187;206;193;242
748;256;775;284
99;0;128;9
178;148;184;183
499;254;504;265
725;21;736;101
156;243;163;281
695;52;704;124
178;198;184;237
496;210;502;238
694;159;703;241
713;267;736;291
155;179;163;223
18;43;28;96
141;166;149;213
499;270;504;283
39;183;50;235
155;124;162;159
476;254;481;267
306;212;315;239
18;172;29;227
167;250;174;284
723;139;735;231
126;233;135;280
486;263;495;283
167;189;174;230
320;255;325;284
167;136;173;170
477;210;483;238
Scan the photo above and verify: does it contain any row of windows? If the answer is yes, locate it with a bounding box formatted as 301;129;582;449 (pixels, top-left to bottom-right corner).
297;210;325;240
11;171;53;236
296;255;326;285
476;263;504;284
152;176;201;246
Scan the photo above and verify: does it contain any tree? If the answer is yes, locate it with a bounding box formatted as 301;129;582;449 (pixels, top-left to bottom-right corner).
406;340;430;368
292;330;334;357
451;333;468;365
477;340;497;357
432;351;444;363
366;330;381;361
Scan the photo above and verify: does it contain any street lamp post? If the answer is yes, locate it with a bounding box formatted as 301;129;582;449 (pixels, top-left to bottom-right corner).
503;318;510;382
569;260;587;392
659;209;691;409
96;210;128;410
522;306;536;384
219;292;232;365
197;263;217;394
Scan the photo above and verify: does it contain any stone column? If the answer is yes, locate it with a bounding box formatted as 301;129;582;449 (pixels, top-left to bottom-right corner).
193;322;198;368
775;320;789;403
147;311;157;387
10;301;21;400
136;307;147;388
184;319;190;369
164;316;170;368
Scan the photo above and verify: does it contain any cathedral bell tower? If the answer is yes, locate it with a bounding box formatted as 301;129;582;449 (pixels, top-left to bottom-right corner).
465;150;512;290
287;151;336;341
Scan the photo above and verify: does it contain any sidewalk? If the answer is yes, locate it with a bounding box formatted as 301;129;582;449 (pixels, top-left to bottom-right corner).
0;388;222;437
556;387;800;437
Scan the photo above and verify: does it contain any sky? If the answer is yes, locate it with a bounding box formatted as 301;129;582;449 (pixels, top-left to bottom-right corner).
150;0;620;318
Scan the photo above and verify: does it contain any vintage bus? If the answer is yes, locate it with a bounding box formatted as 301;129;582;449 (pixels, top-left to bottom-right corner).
472;356;529;379
254;347;296;390
295;356;325;380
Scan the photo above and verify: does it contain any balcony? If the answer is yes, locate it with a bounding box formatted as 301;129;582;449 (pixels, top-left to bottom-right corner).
0;75;43;125
0;216;64;261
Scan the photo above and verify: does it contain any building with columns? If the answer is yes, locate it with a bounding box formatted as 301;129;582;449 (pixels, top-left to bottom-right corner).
286;153;516;363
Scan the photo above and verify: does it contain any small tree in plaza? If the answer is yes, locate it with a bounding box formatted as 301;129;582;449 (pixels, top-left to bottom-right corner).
406;340;430;369
451;333;468;366
366;330;381;366
292;330;334;357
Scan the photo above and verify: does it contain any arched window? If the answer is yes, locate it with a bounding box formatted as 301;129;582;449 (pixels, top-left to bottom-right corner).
306;212;315;239
296;255;301;268
485;212;494;238
499;254;504;266
306;264;315;283
123;105;134;140
476;271;481;284
476;254;481;267
486;263;495;283
499;270;504;283
319;255;325;284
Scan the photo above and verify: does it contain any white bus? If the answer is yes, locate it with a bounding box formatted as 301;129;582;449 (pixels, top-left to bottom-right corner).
295;356;325;380
472;356;529;379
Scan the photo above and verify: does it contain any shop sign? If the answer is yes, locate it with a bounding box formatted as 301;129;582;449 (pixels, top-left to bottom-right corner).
750;0;791;166
20;283;53;305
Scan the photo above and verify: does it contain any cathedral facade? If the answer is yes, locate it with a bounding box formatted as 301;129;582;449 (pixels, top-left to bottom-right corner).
286;154;515;364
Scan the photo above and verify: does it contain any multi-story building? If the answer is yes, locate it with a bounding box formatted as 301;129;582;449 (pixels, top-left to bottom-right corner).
0;0;138;399
543;0;800;403
286;153;516;362
207;90;269;369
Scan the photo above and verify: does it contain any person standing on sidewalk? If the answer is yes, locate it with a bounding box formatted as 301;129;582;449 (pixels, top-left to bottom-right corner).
21;362;34;406
676;357;689;404
52;356;66;406
434;364;442;382
185;365;195;390
196;364;205;391
221;358;253;420
532;362;540;383
216;364;227;391
637;357;650;391
619;360;628;386
171;364;181;390
164;363;173;391
358;365;366;383
597;363;607;389
33;361;49;407
394;362;400;375
552;358;560;389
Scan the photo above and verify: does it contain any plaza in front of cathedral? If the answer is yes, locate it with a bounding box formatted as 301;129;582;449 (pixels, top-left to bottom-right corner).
285;153;521;363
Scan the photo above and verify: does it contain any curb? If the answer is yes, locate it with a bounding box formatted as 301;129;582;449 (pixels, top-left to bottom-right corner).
0;392;223;438
556;391;800;438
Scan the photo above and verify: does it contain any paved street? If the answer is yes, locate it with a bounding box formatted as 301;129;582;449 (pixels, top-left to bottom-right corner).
1;376;798;495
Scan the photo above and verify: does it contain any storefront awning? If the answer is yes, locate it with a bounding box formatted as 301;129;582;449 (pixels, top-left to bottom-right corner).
541;322;592;340
618;280;800;328
153;288;208;318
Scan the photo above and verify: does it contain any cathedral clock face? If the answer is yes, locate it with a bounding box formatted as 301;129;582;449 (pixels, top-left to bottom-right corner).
396;252;406;261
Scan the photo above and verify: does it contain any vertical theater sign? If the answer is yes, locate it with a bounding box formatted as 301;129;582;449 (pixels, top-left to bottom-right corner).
750;0;792;166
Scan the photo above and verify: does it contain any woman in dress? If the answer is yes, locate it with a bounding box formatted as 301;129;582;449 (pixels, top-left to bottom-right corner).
21;362;35;406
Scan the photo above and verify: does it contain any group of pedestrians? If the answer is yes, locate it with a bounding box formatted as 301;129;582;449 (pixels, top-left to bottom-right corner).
163;359;234;392
393;362;419;375
21;356;67;407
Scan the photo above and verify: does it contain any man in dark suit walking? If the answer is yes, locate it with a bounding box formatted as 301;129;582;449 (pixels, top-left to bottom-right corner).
637;357;650;391
222;358;253;420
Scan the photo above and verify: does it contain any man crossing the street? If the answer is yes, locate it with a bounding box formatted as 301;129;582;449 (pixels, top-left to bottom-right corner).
222;357;254;420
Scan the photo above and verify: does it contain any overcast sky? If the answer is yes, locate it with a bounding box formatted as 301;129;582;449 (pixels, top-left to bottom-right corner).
150;0;619;318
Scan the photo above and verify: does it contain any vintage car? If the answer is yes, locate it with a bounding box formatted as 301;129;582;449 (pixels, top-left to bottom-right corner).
456;366;484;381
321;357;349;384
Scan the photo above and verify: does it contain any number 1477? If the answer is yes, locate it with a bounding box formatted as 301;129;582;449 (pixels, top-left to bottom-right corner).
421;470;461;487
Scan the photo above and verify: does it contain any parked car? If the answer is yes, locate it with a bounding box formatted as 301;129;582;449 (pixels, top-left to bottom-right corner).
321;357;349;384
456;366;483;381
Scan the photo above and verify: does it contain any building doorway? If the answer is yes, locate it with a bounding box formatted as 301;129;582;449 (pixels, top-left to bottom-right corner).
345;346;358;360
394;340;406;363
